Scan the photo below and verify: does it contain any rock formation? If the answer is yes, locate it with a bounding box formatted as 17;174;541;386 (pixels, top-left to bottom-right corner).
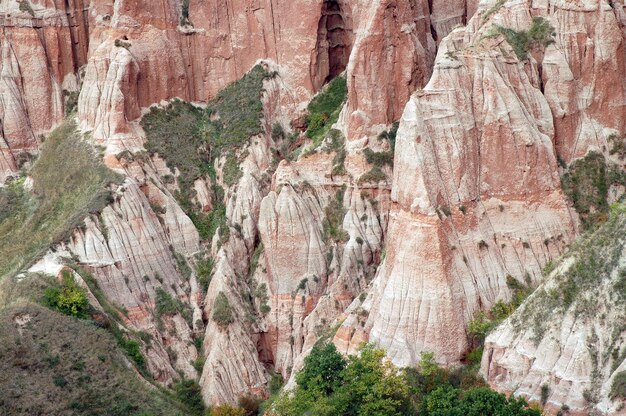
1;0;625;413
482;209;626;415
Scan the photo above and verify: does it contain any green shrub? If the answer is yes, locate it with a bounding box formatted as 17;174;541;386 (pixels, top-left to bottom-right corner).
174;252;192;280
114;39;131;49
180;0;191;25
43;271;89;319
322;188;349;243
222;152;242;186
63;90;79;116
611;371;626;400
358;167;387;184
377;121;399;152
540;384;550;405
118;338;145;369
305;76;347;144
497;17;555;60
18;0;35;16
173;379;205;415
197;258;214;293
363;148;394;168
212;292;234;327
561;151;626;229
154;288;181;317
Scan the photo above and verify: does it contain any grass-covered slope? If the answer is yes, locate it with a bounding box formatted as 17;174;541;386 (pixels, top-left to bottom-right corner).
0;120;122;279
0;303;187;416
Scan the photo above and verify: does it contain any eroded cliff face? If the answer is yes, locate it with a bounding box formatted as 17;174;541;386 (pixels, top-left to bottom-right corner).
3;0;626;412
482;210;626;415
0;0;89;181
337;0;625;372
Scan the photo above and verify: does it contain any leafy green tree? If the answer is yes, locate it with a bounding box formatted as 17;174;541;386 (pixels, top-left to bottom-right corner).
331;344;409;416
423;386;463;416
296;342;346;394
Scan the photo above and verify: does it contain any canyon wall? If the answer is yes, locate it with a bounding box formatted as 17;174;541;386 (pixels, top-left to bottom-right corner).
2;0;626;413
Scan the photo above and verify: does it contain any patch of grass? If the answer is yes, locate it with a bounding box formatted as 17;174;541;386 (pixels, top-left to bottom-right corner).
363;148;393;168
18;0;35;16
63;90;79;116
468;276;532;344
180;0;191;25
254;282;270;314
482;0;506;22
609;135;626;159
222;152;242;187
207;65;271;151
497;17;555;60
305;76;347;145
358;167;387;184
114;39;131;49
212;292;234;328
610;371;626;400
142;66;271;241
0;119;122;280
196;257;214;294
173;379;205;415
515;208;626;344
173;252;192;280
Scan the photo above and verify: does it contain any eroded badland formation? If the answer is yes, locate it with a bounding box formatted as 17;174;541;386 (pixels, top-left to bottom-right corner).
1;0;626;414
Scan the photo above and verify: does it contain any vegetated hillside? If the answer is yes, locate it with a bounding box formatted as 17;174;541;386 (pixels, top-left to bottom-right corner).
0;120;122;279
482;204;626;415
0;275;190;416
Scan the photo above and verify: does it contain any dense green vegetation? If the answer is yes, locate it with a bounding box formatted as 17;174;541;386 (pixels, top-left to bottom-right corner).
270;343;540;416
142;65;272;242
497;17;555;60
561;151;626;229
0;120;122;280
305;76;347;146
42;270;89;319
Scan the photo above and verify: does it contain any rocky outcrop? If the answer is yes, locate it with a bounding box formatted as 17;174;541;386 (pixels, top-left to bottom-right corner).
337;0;594;366
343;0;435;141
482;210;626;415
0;0;89;181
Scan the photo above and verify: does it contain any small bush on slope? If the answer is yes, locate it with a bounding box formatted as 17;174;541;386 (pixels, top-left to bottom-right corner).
42;270;89;319
497;17;555;60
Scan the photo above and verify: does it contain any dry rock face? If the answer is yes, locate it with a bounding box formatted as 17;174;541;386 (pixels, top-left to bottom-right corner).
338;0;626;372
0;0;89;181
